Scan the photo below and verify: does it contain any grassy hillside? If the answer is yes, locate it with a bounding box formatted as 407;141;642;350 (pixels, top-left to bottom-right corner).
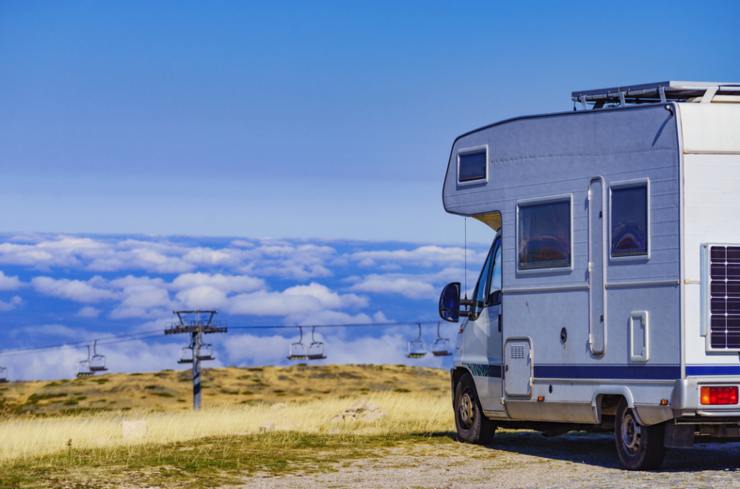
0;364;449;416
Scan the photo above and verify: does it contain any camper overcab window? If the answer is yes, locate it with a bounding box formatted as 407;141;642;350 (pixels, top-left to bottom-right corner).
610;181;649;258
439;81;740;470
457;146;488;184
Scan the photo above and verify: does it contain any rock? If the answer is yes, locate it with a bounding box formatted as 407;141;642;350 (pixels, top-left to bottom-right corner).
332;400;384;423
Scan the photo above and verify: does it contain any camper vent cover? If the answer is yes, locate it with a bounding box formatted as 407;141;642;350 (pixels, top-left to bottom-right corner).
708;245;740;349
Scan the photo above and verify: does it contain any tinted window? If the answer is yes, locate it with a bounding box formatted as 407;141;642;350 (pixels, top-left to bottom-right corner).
518;200;571;270
472;241;495;317
458;150;487;182
611;185;648;257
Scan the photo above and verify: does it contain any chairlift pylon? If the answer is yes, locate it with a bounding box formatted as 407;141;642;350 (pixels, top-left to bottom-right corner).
407;323;427;359
307;326;326;360
287;326;308;361
0;366;8;383
432;322;452;357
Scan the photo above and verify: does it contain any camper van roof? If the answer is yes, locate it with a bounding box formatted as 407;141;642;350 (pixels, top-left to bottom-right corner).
572;81;740;109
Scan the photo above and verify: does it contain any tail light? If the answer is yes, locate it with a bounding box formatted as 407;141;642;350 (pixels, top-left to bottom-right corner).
700;386;739;405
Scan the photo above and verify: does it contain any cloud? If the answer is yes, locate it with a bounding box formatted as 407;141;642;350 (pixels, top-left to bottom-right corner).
31;277;117;303
0;271;22;290
223;330;447;368
3;340;191;381
171;272;263;293
350;245;474;267
77;306;101;318
110;284;172;319
350;274;436;299
228;282;367;318
0;295;22;311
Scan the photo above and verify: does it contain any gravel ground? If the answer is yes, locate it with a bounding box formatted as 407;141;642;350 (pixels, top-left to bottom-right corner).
242;432;740;489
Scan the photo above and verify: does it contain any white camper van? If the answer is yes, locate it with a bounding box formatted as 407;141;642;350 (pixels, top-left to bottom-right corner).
438;81;740;470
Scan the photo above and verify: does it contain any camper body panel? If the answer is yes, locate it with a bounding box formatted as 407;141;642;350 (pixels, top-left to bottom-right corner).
677;103;740;416
445;105;682;424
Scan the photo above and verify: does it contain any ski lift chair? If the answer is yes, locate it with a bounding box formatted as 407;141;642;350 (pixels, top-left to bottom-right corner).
178;345;194;364
287;326;308;361
89;340;108;373
196;343;215;361
432;322;452;357
76;345;94;377
307;326;327;360
407;323;427;359
0;366;8;383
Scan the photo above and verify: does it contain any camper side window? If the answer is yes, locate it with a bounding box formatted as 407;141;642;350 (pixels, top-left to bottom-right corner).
517;198;571;270
611;183;649;258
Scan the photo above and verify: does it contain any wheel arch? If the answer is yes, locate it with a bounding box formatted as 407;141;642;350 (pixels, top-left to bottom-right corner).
592;387;636;424
451;365;475;404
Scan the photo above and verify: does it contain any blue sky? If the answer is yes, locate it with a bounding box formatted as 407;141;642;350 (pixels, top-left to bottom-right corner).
2;1;738;242
0;2;739;378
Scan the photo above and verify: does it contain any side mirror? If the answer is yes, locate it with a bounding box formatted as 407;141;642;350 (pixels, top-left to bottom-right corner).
439;282;461;322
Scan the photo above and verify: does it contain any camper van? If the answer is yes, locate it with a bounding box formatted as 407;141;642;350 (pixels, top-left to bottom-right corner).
438;81;740;470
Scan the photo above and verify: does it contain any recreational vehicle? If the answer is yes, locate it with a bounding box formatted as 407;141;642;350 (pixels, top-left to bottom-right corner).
438;81;740;470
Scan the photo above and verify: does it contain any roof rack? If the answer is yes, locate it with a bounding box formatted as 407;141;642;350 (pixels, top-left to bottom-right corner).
572;81;740;110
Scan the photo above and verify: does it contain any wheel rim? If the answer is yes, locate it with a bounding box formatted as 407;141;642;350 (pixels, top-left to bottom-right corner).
621;411;642;455
458;391;475;429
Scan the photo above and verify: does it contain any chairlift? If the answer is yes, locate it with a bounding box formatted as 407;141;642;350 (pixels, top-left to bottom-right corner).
287;326;308;361
89;340;108;372
197;343;215;361
432;322;452;357
77;345;93;378
307;326;326;360
0;366;8;383
407;323;427;359
178;345;194;364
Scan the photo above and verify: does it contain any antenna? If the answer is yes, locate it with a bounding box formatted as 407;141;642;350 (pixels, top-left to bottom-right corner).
164;310;227;410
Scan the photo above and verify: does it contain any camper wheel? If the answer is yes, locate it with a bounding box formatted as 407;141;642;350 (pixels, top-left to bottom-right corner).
453;373;495;444
614;399;665;470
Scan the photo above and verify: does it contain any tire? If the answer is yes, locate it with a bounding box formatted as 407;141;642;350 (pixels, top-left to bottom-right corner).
454;373;496;444
614;399;665;470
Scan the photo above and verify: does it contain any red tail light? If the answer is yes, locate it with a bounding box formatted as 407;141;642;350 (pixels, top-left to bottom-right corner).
700;386;739;405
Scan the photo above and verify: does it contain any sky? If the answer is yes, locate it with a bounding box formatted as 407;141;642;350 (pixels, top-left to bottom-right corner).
0;1;738;379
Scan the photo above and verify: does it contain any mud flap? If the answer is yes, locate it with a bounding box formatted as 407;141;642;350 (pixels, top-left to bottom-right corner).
664;423;694;448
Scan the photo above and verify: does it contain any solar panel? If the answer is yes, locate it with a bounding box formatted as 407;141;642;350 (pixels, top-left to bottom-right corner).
708;245;740;349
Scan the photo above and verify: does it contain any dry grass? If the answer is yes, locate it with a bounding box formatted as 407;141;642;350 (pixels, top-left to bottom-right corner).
0;364;448;416
0;365;453;488
0;392;452;462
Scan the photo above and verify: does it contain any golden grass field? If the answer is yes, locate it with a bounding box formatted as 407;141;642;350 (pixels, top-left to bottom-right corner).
0;364;454;488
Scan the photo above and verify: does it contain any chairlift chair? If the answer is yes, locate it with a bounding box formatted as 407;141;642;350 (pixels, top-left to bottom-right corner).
0;366;8;383
287;326;308;361
407;323;427;359
196;343;215;361
432;322;452;357
89;340;108;373
77;346;93;378
306;326;327;360
178;345;194;364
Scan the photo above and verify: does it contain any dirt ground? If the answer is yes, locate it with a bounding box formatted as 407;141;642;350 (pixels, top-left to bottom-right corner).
241;431;740;489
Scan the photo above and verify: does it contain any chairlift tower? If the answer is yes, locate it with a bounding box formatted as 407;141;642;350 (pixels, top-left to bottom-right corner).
164;310;227;410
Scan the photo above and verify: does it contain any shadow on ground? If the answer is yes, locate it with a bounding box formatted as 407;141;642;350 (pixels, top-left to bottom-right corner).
442;430;740;472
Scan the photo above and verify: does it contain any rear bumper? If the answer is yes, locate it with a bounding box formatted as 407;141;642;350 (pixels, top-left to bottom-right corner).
672;377;740;418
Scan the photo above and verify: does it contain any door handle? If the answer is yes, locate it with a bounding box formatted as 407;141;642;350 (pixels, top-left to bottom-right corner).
498;314;502;333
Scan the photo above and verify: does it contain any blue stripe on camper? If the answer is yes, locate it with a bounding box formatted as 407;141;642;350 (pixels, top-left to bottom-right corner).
686;365;740;376
533;365;681;380
465;363;502;378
